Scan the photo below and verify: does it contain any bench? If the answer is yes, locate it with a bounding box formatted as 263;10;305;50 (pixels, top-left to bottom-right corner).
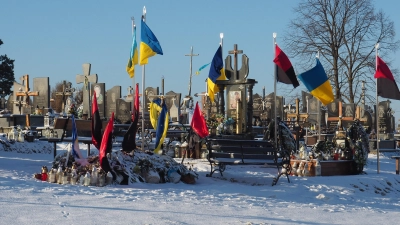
206;138;291;186
44;117;108;158
392;156;400;175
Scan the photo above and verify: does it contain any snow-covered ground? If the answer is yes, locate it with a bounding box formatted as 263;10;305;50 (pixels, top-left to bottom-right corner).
1;139;400;224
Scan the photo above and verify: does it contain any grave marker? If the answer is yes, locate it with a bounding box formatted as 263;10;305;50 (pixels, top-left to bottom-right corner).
76;63;98;116
106;86;121;118
33;77;50;109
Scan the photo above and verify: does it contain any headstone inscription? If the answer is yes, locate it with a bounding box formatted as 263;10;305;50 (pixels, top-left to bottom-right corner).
106;86;121;119
76;63;98;116
116;99;131;124
33;77;50;109
91;83;106;118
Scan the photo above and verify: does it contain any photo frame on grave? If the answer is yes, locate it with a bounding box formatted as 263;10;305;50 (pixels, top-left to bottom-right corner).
91;83;106;118
116;99;132;124
342;103;355;118
105;86;121;119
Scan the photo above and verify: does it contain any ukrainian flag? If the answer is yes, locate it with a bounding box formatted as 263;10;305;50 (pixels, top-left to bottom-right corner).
207;45;226;102
126;26;138;78
139;19;163;65
149;98;169;154
298;58;334;106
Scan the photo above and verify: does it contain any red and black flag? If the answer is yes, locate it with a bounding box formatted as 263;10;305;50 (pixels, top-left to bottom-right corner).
273;44;299;88
188;102;209;155
122;83;140;152
374;56;400;100
191;102;209;138
91;93;102;150
99;112;114;173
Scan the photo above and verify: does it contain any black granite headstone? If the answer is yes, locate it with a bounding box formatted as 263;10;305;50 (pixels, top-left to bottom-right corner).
116;99;131;124
91;83;106;118
105;86;121;118
33;77;50;109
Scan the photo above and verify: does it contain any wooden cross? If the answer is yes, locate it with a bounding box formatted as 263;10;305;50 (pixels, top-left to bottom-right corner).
56;81;74;113
16;74;39;110
327;101;354;130
286;98;309;124
228;44;243;80
76;63;98;115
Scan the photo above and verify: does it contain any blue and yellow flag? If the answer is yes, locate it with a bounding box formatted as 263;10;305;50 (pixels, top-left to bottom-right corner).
149;98;169;154
207;45;226;102
126;26;138;78
298;58;334;106
196;62;211;75
139;19;163;65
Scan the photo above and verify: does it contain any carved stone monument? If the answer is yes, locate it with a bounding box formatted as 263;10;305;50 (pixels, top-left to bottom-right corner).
116;99;131;124
76;63;98;116
215;44;257;133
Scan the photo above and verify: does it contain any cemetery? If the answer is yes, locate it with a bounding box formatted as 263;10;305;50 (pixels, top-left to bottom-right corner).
0;43;398;186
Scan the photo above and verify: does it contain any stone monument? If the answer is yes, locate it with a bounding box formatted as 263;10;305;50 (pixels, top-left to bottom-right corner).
76;63;98;116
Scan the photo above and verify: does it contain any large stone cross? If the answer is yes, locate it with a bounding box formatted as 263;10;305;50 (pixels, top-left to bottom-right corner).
16;74;39;110
76;63;98;115
56;81;74;113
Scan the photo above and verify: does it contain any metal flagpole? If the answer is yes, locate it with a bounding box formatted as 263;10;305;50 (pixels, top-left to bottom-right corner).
376;42;380;173
273;32;277;149
141;6;146;151
316;51;321;141
220;33;226;119
131;17;135;96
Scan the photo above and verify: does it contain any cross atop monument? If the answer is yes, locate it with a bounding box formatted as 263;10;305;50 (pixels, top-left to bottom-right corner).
228;44;243;80
56;81;74;113
76;63;98;115
16;74;39;109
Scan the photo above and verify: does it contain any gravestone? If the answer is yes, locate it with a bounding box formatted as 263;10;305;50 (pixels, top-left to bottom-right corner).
106;86;121;118
265;92;284;120
56;81;74;114
301;91;314;113
307;97;319;125
327;100;340;118
116;99;131;124
144;87;159;113
76;63;98;116
91;83;106;118
252;93;263;117
33;77;50;109
165;91;181;112
12;81;31;114
376;101;392;134
342;103;356;128
169;97;180;122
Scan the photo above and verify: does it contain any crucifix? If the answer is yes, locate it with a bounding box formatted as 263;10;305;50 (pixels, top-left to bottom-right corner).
76;63;98;116
185;46;199;97
16;74;39;113
228;44;243;80
56;81;74;113
286;98;309;124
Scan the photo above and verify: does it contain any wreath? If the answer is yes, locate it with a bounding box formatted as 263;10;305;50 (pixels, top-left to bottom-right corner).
347;120;369;173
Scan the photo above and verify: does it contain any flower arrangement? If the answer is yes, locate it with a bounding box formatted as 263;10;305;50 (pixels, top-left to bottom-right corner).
206;113;235;135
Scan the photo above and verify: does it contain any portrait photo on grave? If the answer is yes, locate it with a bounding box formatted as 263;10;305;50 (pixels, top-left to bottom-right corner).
379;105;385;118
344;105;353;117
229;91;241;109
94;85;103;104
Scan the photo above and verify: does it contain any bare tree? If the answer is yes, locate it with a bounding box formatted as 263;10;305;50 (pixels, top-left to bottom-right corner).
285;0;399;105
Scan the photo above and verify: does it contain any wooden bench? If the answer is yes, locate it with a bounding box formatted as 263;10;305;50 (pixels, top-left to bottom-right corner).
206;138;291;186
44;117;108;158
392;156;400;175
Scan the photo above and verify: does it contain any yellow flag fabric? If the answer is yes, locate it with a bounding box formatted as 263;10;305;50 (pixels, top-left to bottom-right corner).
139;19;163;65
126;26;138;78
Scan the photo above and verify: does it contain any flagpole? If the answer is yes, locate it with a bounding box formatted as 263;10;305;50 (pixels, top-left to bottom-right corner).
273;32;277;149
220;33;226;119
375;42;380;173
316;51;321;141
131;17;135;96
141;6;146;151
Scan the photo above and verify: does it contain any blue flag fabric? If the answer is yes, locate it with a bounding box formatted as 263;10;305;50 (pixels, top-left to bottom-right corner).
150;98;169;154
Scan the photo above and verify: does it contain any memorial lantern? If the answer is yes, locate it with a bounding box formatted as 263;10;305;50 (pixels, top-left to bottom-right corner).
83;172;91;186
